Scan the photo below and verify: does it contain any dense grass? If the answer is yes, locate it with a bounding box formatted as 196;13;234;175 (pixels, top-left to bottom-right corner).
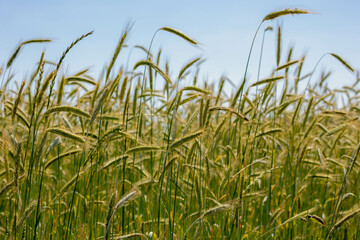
1;8;360;239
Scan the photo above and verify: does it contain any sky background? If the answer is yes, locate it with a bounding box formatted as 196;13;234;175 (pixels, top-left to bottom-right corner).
1;0;359;94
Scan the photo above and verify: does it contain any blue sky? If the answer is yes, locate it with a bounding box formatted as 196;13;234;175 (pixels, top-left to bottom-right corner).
1;0;359;93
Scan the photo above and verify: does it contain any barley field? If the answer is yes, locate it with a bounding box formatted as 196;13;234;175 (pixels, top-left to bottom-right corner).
1;8;360;239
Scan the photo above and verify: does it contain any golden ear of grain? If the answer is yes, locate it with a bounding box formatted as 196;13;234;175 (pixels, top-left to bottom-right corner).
134;60;172;85
44;105;91;119
330;53;354;72
46;127;85;143
170;130;204;150
160;27;198;45
209;106;249;121
7;39;51;69
262;8;311;22
251;76;284;87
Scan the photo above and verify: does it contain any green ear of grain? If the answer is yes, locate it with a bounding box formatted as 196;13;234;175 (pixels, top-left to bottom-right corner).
124;145;160;155
181;86;212;95
329;208;360;234
178;57;201;80
100;155;129;171
330;53;354;72
44;106;91;119
209;106;249;121
251;76;284;87
160;27;198;45
44;149;82;169
274;59;299;71
134;60;172;85
170;130;204;150
106;27;129;80
262;8;311;22
90;86;110;124
325;123;349;137
7;39;51;69
66;76;96;85
46;127;85;143
256;128;284;138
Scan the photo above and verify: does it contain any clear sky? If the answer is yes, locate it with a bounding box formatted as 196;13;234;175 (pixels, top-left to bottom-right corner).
1;0;359;93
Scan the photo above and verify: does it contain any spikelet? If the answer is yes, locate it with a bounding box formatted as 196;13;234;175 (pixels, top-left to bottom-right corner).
262;8;311;22
160;27;198;45
46;127;85;143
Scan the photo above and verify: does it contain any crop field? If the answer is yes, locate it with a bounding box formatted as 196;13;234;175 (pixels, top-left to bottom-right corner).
1;8;360;240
